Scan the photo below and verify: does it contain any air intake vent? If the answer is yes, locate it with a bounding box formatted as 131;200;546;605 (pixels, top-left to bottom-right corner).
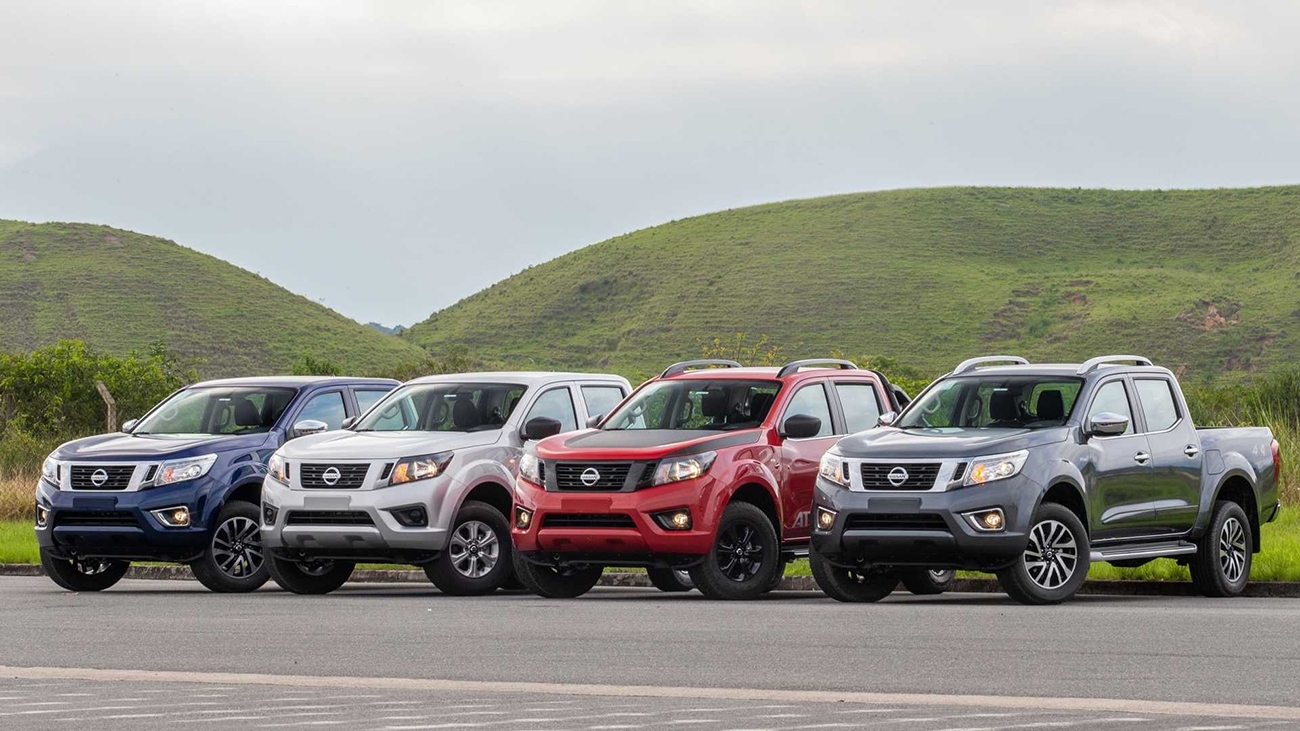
285;510;374;526
55;511;138;527
542;513;636;529
844;513;950;532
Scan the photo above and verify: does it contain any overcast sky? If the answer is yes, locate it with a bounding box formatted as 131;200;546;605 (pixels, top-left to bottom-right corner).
2;1;1298;326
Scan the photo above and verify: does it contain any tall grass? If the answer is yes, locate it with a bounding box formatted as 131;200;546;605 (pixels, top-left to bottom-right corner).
0;472;34;522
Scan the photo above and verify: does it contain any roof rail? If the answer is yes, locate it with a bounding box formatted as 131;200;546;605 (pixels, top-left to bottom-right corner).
1076;355;1153;375
776;358;859;379
660;359;743;378
952;356;1029;375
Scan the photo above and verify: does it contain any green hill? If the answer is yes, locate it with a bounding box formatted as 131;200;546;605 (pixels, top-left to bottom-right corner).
0;220;427;377
405;186;1300;379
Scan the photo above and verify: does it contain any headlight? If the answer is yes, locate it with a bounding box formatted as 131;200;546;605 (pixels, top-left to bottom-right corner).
41;456;60;486
156;454;218;486
518;452;541;485
964;450;1029;486
652;451;716;486
389;452;453;485
267;453;288;484
818;452;850;488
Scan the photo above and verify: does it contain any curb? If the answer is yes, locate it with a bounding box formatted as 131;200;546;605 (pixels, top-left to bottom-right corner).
3;563;1299;596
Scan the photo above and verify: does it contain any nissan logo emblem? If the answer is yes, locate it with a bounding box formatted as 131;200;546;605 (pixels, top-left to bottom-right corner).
887;466;910;487
580;467;601;487
90;469;109;487
322;467;342;486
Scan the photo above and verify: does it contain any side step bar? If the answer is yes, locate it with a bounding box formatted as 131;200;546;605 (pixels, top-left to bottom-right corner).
1091;541;1197;563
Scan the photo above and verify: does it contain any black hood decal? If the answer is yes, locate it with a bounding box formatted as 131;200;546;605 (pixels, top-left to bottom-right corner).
562;429;760;452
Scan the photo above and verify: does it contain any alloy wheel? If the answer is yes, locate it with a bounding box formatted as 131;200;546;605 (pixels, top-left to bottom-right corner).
449;519;499;578
212;516;264;578
73;558;112;575
1219;516;1248;583
929;569;955;582
1023;519;1078;590
715;522;764;582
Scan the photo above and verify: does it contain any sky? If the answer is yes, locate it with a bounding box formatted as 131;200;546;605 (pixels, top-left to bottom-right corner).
2;1;1298;326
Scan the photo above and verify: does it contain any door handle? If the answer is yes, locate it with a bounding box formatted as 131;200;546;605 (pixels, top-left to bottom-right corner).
1134;452;1151;464
1184;445;1200;458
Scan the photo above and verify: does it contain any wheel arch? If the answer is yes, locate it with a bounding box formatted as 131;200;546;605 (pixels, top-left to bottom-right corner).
1211;473;1261;552
457;480;514;521
726;482;781;535
1036;477;1089;536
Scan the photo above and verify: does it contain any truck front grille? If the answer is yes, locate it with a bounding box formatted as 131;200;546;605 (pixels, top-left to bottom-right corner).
69;465;135;490
284;510;374;526
55;511;138;527
542;513;636;529
844;513;950;532
859;462;941;490
300;463;370;489
553;462;632;491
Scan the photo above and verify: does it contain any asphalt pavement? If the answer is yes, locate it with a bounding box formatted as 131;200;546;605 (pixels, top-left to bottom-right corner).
2;576;1299;729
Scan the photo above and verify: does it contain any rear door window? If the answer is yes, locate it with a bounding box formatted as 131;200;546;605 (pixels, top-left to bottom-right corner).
581;385;626;421
834;382;882;434
1134;379;1179;432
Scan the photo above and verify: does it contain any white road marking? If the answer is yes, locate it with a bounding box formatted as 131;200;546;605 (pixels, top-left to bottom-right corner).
4;665;1300;722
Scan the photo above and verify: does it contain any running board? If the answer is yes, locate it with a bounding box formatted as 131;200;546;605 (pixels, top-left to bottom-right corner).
1090;541;1197;563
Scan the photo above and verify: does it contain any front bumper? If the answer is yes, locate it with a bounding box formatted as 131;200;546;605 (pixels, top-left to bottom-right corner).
810;474;1039;571
511;475;716;568
260;475;451;562
34;478;211;561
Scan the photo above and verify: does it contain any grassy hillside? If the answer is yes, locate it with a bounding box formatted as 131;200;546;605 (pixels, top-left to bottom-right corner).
0;221;426;376
405;186;1300;379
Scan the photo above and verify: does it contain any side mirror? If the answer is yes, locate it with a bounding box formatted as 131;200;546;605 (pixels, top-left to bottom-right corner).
877;411;897;428
120;419;138;433
1088;412;1130;437
340;416;358;430
292;419;329;439
522;416;563;441
586;414;604;429
780;414;822;440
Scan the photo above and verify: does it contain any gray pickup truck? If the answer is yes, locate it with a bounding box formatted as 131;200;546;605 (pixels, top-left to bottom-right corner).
810;355;1280;604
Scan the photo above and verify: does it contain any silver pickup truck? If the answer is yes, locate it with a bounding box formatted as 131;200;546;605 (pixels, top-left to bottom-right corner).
811;355;1280;604
261;371;631;594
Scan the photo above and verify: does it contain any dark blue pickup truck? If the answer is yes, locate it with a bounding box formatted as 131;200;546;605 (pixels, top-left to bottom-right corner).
34;376;397;592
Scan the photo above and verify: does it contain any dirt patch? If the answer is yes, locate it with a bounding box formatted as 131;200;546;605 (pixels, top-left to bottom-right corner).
1178;300;1241;331
103;234;121;246
1063;290;1088;305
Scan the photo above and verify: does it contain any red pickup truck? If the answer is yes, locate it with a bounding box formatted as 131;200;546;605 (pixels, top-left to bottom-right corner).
510;359;909;599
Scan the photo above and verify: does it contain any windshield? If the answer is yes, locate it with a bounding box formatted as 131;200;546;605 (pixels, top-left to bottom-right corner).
897;376;1082;430
604;380;781;431
354;383;526;432
133;387;297;435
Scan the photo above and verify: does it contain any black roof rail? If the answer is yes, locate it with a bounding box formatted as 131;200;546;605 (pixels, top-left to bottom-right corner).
660;359;744;378
776;358;859;379
1076;355;1153;375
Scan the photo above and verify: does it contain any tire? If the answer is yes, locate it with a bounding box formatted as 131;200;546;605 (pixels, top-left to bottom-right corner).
190;501;269;593
809;548;897;602
996;502;1090;605
688;502;781;601
511;552;603;598
267;555;355;595
900;568;956;595
764;560;789;593
40;549;129;592
646;567;694;593
424;500;513;596
1189;501;1252;598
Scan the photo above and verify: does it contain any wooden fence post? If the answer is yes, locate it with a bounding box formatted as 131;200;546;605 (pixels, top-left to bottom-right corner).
95;381;117;432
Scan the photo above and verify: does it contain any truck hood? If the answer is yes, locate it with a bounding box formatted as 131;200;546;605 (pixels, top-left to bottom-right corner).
53;432;272;461
833;426;1069;460
278;429;503;460
536;429;763;461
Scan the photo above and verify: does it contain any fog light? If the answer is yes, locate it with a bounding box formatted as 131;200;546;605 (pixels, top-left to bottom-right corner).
653;509;692;531
389;505;429;528
816;506;837;531
36;504;49;529
263;504;279;526
963;508;1006;533
515;507;533;530
151;505;191;528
